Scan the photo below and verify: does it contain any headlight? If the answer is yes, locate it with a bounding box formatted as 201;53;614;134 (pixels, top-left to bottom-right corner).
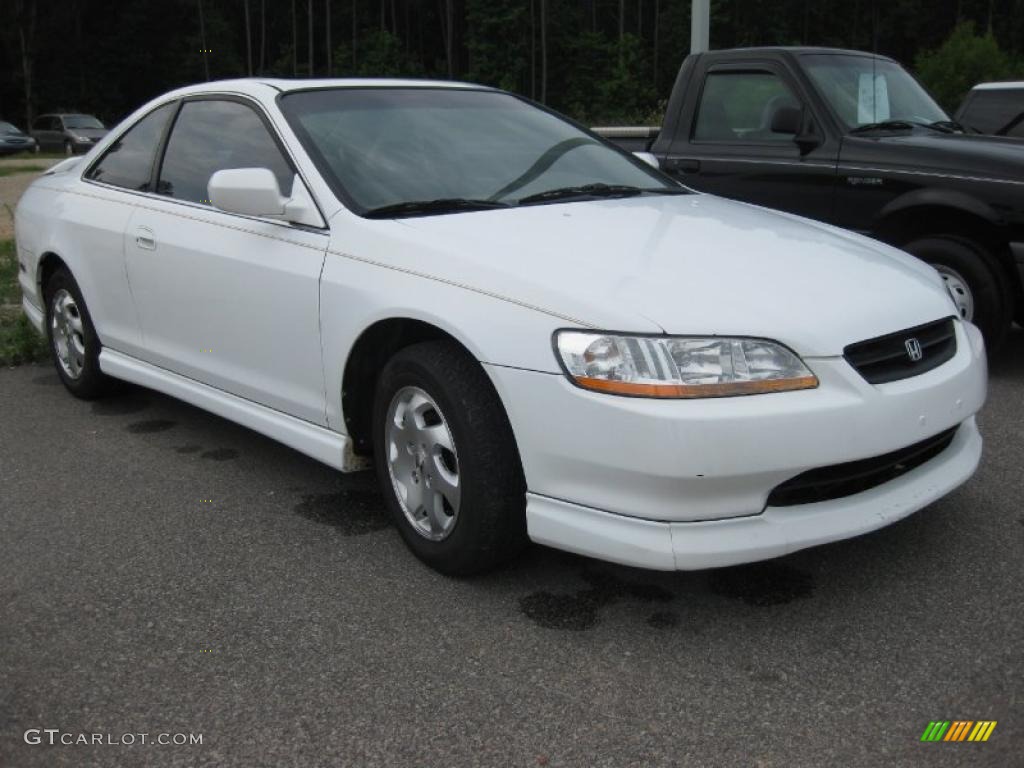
554;331;818;398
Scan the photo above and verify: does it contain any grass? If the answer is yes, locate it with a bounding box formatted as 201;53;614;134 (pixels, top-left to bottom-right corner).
0;238;48;366
0;164;48;178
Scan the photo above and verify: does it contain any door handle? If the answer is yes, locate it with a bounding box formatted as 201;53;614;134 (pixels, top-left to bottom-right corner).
666;158;701;173
135;227;156;251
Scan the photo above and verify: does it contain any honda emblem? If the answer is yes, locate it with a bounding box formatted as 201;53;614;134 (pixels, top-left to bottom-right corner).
905;338;923;362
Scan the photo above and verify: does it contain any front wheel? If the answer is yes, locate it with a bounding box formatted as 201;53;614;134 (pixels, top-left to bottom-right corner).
372;340;527;576
64;141;73;156
903;235;1011;353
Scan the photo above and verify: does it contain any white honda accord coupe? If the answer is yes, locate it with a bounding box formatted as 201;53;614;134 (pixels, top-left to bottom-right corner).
14;79;986;575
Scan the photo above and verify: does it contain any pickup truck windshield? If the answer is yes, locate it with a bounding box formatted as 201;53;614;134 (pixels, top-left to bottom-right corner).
279;87;676;214
802;54;948;131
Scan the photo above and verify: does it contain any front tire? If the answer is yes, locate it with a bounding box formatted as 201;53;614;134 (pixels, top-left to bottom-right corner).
45;268;114;399
372;340;527;576
64;140;73;156
904;235;1011;353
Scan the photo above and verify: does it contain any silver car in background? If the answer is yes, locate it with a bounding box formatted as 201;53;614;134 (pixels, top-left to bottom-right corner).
29;113;108;155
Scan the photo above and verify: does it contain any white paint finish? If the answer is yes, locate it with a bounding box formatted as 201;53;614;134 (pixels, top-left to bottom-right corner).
526;417;982;571
123;201;330;425
394;195;956;356
972;82;1024;91
14;80;990;572
485;318;985;523
98;349;357;470
21;295;44;334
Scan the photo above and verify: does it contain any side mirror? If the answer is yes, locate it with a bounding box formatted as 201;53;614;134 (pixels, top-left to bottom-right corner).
770;105;802;135
632;151;660;169
208;168;323;227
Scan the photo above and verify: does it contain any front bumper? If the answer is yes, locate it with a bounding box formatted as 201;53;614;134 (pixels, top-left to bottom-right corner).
484;319;987;570
526;417;981;570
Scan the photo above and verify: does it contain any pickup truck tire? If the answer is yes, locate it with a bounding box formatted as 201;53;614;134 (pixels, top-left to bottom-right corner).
903;235;1010;353
372;340;528;576
44;267;116;399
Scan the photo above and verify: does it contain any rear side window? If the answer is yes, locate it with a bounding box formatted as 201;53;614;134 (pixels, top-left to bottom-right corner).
157;99;293;205
694;71;799;143
960;89;1024;135
86;103;176;191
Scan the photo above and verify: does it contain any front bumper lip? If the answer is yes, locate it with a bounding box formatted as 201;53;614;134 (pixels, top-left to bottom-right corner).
526;417;982;571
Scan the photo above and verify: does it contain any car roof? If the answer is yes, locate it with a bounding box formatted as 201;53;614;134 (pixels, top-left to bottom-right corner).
700;46;896;62
971;81;1024;91
161;77;493;100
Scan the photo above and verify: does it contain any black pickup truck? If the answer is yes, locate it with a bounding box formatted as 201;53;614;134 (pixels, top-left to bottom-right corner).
596;47;1024;351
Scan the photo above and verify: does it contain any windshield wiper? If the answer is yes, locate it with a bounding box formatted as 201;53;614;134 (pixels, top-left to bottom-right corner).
928;119;971;134
363;198;509;219
848;120;916;135
517;183;683;205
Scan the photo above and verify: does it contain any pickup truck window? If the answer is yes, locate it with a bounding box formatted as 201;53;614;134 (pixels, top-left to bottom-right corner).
802;54;947;130
959;89;1024;136
280;87;673;214
694;71;798;143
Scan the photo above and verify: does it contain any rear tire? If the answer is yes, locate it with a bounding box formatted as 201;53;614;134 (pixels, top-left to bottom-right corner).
372;340;528;576
45;267;115;399
903;235;1010;353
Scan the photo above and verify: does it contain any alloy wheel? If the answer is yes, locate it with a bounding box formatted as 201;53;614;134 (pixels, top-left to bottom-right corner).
385;386;461;541
50;288;86;380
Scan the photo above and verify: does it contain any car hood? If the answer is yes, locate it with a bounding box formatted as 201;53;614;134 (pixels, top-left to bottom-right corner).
368;194;955;356
69;128;108;139
855;131;1024;180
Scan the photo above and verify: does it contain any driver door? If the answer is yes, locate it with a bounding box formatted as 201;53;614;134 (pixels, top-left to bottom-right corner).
663;62;840;222
124;97;329;425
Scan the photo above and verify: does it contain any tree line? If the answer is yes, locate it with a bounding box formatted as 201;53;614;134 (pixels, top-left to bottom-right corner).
2;0;1023;131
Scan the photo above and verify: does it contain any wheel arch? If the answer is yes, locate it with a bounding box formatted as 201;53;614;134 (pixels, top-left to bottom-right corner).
341;317;481;457
37;251;70;301
872;190;1022;311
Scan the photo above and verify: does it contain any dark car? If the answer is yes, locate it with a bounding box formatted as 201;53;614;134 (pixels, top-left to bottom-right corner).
30;113;108;155
597;47;1024;351
956;82;1024;138
0;121;37;155
0;120;37;154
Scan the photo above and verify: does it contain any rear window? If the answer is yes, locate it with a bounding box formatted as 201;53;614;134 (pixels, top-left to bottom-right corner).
959;89;1024;136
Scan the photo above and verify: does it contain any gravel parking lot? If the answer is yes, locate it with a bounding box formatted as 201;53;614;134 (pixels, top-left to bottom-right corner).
1;332;1021;767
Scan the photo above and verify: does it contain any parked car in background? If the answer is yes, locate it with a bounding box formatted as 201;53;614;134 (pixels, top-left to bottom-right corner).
596;47;1024;352
30;113;107;155
0;121;37;155
14;79;985;576
956;82;1024;138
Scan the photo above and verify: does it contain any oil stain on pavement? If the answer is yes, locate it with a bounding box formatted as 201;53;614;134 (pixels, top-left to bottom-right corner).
294;483;389;535
126;419;176;434
201;448;239;461
520;569;674;631
708;562;814;607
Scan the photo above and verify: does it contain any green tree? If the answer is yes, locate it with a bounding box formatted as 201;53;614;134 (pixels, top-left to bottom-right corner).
915;21;1017;111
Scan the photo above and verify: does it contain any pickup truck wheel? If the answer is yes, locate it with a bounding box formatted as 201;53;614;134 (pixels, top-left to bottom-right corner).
45;268;114;399
903;236;1010;353
372;340;527;576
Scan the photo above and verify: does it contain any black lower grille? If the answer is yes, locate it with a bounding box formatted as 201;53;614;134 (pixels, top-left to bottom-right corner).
766;426;959;507
844;317;956;384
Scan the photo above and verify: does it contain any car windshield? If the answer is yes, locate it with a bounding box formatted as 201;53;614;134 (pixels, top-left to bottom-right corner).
64;115;104;129
802;54;948;130
0;121;21;134
279;87;678;213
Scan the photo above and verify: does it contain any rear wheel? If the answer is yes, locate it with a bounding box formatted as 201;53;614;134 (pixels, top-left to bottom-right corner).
372;340;527;575
45;268;114;399
903;235;1010;353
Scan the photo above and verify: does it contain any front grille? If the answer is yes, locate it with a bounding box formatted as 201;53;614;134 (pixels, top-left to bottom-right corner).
766;426;958;507
844;317;956;384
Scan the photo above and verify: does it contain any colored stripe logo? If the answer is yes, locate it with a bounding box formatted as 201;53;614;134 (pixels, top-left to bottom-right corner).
920;721;997;742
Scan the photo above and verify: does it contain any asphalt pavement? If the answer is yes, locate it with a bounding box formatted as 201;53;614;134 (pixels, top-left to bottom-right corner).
2;332;1022;767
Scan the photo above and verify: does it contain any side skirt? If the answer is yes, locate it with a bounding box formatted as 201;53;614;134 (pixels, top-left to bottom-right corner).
99;349;369;472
